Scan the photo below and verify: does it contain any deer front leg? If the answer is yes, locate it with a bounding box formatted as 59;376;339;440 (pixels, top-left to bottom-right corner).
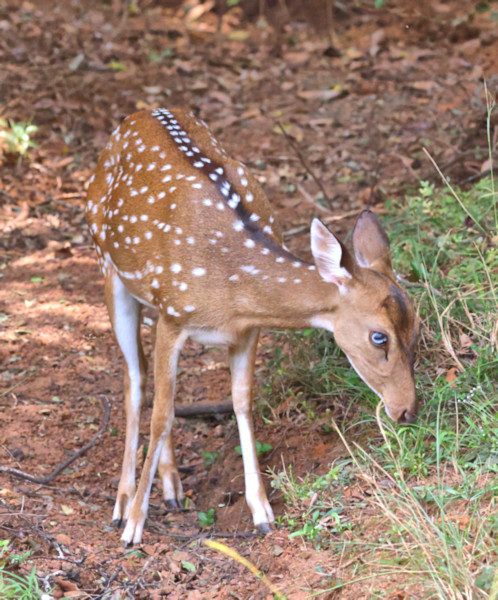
121;316;186;546
105;272;147;526
229;328;274;531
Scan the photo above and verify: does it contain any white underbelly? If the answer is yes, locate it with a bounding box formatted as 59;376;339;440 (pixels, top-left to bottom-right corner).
187;328;235;346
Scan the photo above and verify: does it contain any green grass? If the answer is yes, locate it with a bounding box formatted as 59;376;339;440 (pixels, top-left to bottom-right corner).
265;133;497;596
0;540;46;600
0;118;38;157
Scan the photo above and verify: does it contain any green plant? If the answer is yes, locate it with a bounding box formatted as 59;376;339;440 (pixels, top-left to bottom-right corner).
202;451;220;466
266;94;497;594
148;48;174;63
0;540;45;600
0;118;38;156
269;462;354;546
327;405;497;599
198;508;216;528
235;440;273;456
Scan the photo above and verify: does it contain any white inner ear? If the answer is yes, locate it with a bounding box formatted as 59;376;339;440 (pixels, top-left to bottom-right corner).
355;251;370;269
310;219;352;289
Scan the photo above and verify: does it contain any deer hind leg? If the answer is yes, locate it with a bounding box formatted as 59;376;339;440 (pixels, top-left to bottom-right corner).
158;430;183;509
122;315;187;546
229;328;274;531
105;270;147;527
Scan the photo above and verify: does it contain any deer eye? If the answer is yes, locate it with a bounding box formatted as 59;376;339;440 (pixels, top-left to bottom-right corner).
371;331;388;346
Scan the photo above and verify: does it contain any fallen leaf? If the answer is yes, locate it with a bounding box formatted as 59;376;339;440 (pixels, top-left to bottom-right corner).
409;80;439;92
61;504;75;515
370;29;386;56
480;158;492;173
459;333;473;350
297;88;344;101
55;533;72;545
55;577;79;592
444;367;459;386
228;30;250;41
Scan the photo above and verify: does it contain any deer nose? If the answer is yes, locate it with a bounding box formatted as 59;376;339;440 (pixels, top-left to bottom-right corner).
398;409;417;424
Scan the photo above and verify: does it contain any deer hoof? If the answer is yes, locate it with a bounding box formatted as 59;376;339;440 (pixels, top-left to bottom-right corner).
112;518;126;529
257;522;272;535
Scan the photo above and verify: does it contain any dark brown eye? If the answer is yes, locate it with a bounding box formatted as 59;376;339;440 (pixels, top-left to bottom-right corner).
371;331;388;346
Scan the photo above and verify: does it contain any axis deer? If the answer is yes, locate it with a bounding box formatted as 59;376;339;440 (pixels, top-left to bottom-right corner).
86;108;418;545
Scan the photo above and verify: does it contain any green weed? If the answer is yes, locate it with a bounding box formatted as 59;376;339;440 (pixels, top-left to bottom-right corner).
267;123;496;595
0;118;38;157
148;48;174;63
198;508;216;528
235;440;273;456
270;463;353;547
0;540;46;600
202;451;220;466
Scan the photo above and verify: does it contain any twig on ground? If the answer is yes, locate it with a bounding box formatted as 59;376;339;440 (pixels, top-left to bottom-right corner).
0;374;34;398
276;121;331;203
395;273;442;297
175;531;260;551
296;182;331;214
283;208;367;239
125;556;154;597
175;400;233;417
0;396;110;484
93;567;123;600
463;167;492;184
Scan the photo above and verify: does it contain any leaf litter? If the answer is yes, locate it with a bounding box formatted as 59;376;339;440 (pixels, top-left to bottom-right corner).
0;0;496;597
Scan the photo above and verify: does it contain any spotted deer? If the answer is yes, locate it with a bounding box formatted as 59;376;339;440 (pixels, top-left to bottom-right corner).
86;108;418;545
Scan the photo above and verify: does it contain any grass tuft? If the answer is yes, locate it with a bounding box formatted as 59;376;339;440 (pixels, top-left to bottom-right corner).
266;136;497;596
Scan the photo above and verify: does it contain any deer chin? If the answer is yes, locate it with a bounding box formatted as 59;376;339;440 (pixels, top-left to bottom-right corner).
345;354;417;424
383;403;417;424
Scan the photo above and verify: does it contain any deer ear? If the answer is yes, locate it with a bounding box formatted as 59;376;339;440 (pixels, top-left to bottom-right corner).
352;210;394;277
310;219;353;289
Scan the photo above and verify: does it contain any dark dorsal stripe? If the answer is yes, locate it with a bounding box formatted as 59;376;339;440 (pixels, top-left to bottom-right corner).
151;108;306;265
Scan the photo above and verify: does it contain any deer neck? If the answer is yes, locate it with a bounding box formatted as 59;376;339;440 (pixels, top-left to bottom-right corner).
228;252;340;331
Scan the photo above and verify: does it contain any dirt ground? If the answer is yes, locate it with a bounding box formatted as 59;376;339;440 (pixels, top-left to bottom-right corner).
0;0;496;598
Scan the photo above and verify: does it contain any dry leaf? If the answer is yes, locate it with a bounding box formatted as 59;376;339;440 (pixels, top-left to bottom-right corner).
228;30;250;41
370;29;386;57
297;88;343;101
410;81;439;92
444;367;459;387
459;333;473;349
480;158;492;173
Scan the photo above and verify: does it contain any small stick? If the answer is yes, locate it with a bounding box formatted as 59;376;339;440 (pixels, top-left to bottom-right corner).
0;396;110;484
283;208;366;239
93;567;123;600
276;121;331;203
395;273;442;297
175;400;233;417
423;147;486;234
0;374;33;398
296;182;331;214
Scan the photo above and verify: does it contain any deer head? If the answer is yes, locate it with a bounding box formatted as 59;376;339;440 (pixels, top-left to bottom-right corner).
310;211;418;423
